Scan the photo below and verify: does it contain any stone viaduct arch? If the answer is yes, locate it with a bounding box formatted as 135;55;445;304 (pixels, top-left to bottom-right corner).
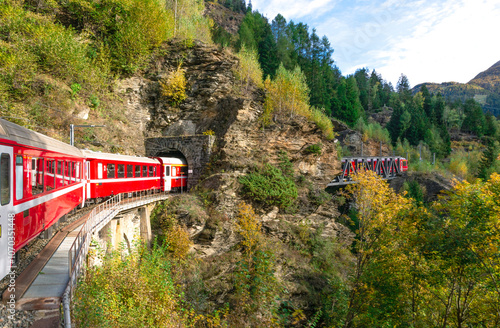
145;135;215;189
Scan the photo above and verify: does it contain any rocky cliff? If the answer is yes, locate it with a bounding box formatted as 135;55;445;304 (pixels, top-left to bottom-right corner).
116;40;352;311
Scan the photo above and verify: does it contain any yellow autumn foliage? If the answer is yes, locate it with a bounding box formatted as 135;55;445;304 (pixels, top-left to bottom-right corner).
160;64;187;106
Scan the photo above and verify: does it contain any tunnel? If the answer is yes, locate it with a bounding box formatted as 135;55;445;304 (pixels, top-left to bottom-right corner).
145;135;215;190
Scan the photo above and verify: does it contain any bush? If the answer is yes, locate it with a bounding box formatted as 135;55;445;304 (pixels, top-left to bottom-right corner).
238;162;297;210
262;65;335;140
355;118;391;144
305;143;322;155
234;45;263;92
74;243;190;327
160;64;188;106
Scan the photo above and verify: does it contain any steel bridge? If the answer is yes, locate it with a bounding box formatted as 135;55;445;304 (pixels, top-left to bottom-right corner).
327;156;407;187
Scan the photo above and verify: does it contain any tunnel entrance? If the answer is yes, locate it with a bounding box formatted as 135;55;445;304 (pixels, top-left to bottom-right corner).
145;135;215;190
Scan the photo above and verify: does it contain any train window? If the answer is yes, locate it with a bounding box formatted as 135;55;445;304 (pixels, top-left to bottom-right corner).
97;163;103;179
165;166;170;177
64;161;70;185
56;161;63;188
32;158;44;195
107;164;115;178
135;165;141;177
180;166;188;176
171;166;176;177
117;164;125;178
148;166;154;177
0;153;10;205
57;161;62;175
142;165;147;177
45;160;54;191
75;163;80;181
15;155;23;200
127;165;133;178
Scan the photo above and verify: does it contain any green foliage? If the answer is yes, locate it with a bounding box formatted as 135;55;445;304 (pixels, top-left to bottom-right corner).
262;64;335;140
404;180;425;205
232;202;281;325
74;242;190;327
309;107;335;140
478;138;500;180
238;161;297;210
233;45;263;93
305;143;322;155
355;117;391;144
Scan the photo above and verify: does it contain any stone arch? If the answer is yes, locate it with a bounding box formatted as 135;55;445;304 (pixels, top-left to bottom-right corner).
145;135;215;189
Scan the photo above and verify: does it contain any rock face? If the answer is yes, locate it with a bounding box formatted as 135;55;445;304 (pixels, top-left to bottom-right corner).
332;118;392;157
389;171;455;202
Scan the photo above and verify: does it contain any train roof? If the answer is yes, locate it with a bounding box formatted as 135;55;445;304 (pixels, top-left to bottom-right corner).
82;149;159;164
156;157;187;165
341;156;407;160
0;118;83;157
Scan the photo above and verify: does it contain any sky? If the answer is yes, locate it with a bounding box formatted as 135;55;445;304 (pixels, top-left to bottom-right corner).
250;0;500;87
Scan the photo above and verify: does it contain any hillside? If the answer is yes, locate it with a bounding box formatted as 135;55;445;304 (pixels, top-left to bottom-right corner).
2;1;500;327
469;60;500;94
413;60;500;116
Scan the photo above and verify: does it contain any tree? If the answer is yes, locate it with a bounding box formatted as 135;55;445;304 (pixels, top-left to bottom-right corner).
478;138;499;180
342;171;412;327
396;74;412;104
461;99;485;136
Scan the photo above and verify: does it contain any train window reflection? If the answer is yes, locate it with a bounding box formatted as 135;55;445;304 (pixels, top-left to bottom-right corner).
107;164;115;179
117;164;125;178
32;158;44;195
0;153;11;205
15;155;23;200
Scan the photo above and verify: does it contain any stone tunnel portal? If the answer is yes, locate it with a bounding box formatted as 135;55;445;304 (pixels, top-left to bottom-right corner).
145;135;215;190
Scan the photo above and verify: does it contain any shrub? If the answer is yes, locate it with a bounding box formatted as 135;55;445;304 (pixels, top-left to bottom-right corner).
234;45;263;92
309;107;336;140
355;118;391;144
232;202;280;325
73;243;190;327
160;64;188;106
238;162;297;210
262;64;335;140
305;143;322;155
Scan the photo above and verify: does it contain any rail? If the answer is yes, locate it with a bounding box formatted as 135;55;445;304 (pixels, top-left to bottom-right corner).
62;189;169;328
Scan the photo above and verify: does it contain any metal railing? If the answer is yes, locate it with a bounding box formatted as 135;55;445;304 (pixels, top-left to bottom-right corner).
62;189;169;328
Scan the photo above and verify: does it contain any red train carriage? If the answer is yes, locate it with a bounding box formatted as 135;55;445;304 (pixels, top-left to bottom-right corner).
155;157;188;192
83;150;161;200
0;119;85;279
341;156;408;178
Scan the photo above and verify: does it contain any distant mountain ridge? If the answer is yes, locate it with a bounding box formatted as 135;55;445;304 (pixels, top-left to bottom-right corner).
413;60;500;116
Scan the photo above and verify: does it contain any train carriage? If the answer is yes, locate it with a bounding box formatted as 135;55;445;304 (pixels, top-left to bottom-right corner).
155;157;188;192
83;150;161;200
0;119;85;279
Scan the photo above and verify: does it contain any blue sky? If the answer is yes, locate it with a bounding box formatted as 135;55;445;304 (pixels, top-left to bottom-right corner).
250;0;500;87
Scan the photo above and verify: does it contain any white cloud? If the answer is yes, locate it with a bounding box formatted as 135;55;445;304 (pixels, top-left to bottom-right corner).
251;0;338;21
374;0;500;86
250;0;500;86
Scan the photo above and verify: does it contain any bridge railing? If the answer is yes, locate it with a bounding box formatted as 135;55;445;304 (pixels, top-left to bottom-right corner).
62;188;169;328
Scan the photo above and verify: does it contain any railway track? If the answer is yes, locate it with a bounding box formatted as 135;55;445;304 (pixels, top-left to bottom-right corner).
0;204;96;300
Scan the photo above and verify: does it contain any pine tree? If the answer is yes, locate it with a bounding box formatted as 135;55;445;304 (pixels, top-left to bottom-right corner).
478;138;499;180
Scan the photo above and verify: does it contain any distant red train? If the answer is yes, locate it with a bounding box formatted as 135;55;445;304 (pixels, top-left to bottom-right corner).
0;119;187;279
327;156;409;187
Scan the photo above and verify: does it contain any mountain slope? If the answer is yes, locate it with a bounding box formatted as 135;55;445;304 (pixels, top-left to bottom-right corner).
469;60;500;94
413;60;500;116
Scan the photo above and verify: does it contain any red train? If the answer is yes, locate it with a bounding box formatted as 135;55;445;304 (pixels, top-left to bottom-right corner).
0;119;187;279
327;156;409;187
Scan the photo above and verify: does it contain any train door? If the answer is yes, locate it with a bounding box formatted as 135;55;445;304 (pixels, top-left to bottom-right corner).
0;146;14;279
164;165;171;191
